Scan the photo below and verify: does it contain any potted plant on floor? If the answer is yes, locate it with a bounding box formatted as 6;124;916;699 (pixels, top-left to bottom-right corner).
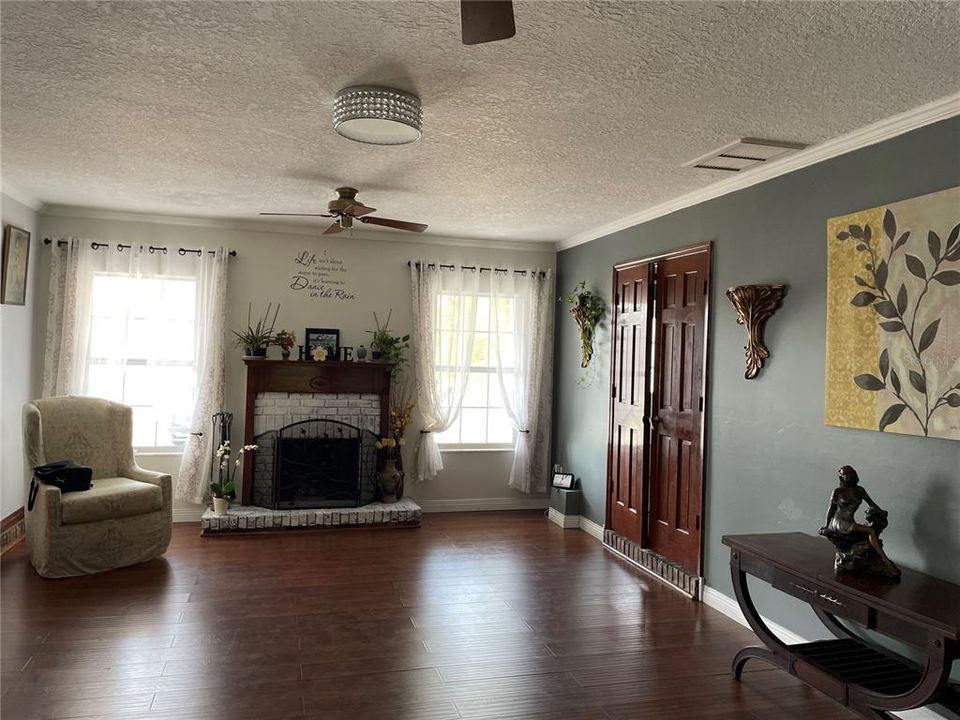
232;303;280;358
210;440;257;516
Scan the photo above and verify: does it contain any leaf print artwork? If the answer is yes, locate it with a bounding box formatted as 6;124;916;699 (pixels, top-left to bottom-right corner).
825;186;960;441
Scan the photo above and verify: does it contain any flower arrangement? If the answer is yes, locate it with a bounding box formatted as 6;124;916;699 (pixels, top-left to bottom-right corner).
274;329;296;351
368;309;410;368
375;436;404;461
390;378;416;441
210;440;258;500
559;282;605;369
233;303;280;356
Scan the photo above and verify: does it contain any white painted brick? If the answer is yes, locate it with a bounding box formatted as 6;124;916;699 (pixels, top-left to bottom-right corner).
361;393;380;401
256;398;275;407
360;407;380;416
276;398;301;407
260;392;288;399
324;399;349;408
261;407;288;415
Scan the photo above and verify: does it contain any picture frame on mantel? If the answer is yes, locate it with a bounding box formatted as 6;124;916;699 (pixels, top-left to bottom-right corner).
1;224;31;305
305;327;340;360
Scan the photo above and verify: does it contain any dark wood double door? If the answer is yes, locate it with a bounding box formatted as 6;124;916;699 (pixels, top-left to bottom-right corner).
607;244;710;575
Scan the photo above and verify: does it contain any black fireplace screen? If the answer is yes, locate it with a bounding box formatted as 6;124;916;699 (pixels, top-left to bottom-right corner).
252;419;378;509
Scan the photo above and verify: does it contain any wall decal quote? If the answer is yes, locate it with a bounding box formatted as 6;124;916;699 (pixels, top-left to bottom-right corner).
289;249;357;301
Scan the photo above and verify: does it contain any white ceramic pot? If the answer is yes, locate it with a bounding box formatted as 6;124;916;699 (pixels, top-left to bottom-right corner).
212;496;229;516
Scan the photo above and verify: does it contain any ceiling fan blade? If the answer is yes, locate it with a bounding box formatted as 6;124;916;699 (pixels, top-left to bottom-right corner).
323;222;343;235
461;0;516;45
359;216;428;233
344;203;377;217
259;212;333;217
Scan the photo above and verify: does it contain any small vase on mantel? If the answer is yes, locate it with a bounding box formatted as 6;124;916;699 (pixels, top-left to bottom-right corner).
379;460;401;503
281;349;291;360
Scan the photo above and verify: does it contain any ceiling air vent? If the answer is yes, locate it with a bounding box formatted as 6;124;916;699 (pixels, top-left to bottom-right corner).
684;138;807;172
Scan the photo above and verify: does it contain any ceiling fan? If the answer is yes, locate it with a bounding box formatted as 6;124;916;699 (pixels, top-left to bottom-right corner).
461;0;516;45
260;187;428;235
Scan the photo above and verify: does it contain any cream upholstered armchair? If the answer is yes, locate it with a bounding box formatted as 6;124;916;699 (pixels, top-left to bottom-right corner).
23;396;172;578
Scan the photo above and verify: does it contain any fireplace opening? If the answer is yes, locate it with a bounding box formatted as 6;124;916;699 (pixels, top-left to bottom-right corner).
253;419;378;509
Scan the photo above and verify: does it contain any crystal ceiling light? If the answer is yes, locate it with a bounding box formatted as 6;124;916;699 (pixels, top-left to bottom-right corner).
333;86;422;145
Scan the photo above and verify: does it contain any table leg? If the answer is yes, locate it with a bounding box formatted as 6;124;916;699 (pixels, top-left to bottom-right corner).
729;550;791;678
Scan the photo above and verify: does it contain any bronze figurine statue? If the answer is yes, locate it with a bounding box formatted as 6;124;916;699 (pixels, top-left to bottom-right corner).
819;465;901;579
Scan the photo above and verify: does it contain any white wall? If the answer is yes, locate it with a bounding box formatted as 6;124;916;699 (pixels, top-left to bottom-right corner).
38;209;556;514
0;193;41;518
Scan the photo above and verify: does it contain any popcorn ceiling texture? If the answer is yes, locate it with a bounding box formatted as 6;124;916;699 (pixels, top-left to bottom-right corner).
2;1;958;242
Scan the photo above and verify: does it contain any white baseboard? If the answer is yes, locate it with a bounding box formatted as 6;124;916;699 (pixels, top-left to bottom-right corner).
548;508;580;529
578;515;604;540
413;497;549;513
701;585;956;720
172;507;204;523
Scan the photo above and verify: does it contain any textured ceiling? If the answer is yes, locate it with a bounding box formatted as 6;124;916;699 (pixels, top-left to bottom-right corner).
2;1;959;243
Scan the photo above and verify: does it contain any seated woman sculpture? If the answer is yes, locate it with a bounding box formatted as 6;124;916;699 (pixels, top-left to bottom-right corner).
819;465;900;578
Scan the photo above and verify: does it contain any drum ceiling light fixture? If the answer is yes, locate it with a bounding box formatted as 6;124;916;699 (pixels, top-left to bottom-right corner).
333;86;423;145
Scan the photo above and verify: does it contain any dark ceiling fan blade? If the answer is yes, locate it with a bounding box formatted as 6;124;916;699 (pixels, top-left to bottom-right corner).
259;212;333;217
344;203;377;217
461;0;516;45
322;222;343;235
359;216;428;233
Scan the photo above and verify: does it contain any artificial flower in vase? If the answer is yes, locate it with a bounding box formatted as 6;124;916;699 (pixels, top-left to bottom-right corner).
274;329;296;360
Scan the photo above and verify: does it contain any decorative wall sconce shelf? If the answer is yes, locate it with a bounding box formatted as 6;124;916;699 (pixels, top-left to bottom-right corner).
726;284;786;379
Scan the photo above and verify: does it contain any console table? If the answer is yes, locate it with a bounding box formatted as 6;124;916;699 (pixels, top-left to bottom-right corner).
723;533;959;719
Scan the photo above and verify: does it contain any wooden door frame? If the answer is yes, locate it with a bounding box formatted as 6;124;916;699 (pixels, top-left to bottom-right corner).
605;240;713;576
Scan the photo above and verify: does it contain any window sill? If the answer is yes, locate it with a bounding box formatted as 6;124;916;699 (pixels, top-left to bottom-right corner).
134;450;184;457
438;446;515;453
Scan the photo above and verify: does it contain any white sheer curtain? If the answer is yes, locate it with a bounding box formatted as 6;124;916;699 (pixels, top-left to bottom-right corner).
410;262;480;482
175;249;229;503
42;239;229;503
491;269;554;493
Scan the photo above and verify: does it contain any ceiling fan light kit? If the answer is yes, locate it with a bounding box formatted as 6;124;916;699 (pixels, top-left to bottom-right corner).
333;86;423;145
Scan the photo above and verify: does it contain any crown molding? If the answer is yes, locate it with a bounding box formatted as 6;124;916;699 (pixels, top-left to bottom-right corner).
1;182;42;211
39;204;555;253
558;92;960;251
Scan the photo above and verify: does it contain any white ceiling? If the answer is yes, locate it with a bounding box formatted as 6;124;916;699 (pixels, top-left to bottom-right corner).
2;1;959;244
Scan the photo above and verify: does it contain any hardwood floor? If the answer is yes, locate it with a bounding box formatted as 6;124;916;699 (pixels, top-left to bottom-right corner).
1;511;857;719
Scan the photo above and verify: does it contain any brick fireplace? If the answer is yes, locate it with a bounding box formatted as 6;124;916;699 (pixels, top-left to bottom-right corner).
240;359;394;506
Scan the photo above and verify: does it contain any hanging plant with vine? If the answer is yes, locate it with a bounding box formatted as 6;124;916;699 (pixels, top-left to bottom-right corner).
560;281;606;369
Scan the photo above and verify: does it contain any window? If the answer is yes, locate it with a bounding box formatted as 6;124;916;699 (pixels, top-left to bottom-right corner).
85;272;199;451
435;292;517;448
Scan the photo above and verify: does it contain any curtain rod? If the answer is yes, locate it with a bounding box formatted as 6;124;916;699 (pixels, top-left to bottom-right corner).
43;238;237;257
408;261;545;277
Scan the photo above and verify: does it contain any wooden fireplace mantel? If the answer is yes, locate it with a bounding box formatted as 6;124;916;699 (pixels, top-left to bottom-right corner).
240;359;394;505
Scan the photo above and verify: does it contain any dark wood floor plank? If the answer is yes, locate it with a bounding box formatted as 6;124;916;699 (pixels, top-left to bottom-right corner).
1;511;857;719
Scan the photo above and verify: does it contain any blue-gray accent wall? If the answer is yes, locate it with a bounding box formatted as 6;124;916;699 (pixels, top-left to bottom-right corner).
553;117;960;640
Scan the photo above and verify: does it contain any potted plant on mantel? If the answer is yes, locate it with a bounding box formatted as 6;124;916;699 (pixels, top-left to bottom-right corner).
210;440;257;516
368;309;410;368
232;303;280;358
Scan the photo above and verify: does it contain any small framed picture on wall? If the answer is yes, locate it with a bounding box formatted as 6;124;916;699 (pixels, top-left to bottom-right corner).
552;472;575;489
305;327;340;361
1;225;31;306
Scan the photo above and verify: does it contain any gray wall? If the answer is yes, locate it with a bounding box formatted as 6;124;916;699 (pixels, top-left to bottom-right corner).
0;193;41;519
553;117;960;640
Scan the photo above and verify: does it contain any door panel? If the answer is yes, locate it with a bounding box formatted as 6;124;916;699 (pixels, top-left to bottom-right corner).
648;252;708;574
607;262;653;544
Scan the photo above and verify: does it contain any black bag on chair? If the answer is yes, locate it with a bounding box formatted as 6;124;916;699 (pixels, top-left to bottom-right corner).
27;461;93;511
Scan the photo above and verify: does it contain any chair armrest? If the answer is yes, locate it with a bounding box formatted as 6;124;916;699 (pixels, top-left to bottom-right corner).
125;465;171;487
32;484;63;526
123;464;173;516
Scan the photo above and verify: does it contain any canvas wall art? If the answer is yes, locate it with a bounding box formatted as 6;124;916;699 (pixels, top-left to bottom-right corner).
1;224;31;305
826;186;960;441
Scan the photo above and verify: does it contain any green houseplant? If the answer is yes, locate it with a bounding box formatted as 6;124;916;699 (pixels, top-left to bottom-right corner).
232;303;280;357
560;281;605;368
368;310;410;368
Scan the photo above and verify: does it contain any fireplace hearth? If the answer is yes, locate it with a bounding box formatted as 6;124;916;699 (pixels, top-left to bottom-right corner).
254;419;378;510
